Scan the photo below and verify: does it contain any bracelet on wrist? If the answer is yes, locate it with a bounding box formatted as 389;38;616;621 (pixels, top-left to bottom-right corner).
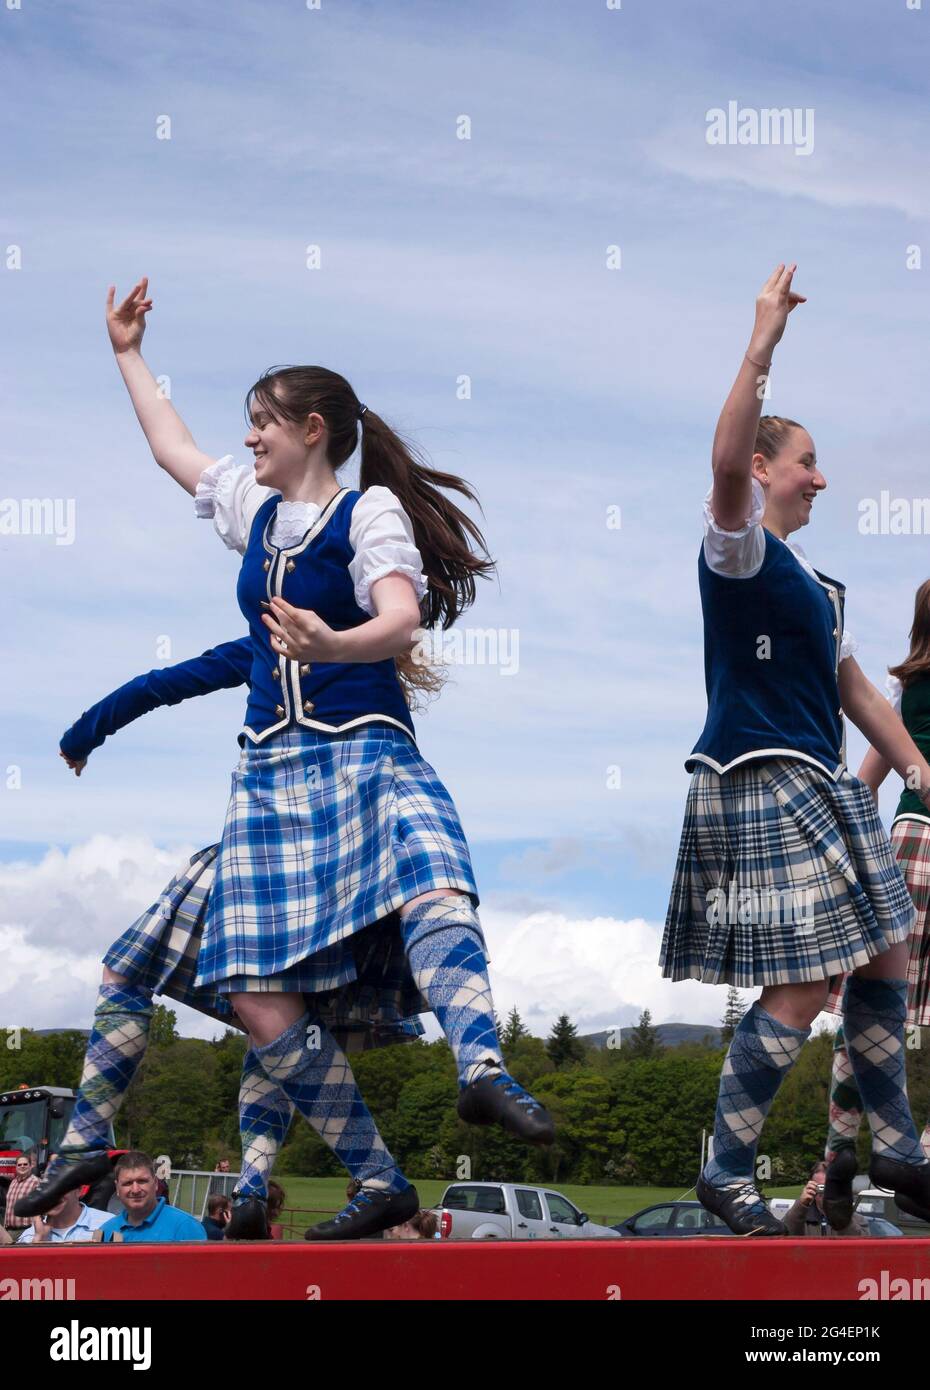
745;351;772;371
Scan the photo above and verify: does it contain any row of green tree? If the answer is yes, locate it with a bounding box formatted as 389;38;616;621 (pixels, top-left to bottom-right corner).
3;997;929;1187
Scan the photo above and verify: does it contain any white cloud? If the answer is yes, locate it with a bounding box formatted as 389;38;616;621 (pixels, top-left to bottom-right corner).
0;837;224;1041
477;900;737;1036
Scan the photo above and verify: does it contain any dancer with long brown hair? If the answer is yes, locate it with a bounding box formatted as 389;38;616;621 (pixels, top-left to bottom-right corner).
19;277;554;1241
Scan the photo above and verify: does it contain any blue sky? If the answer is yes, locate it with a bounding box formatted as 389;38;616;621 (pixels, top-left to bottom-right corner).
1;0;928;1038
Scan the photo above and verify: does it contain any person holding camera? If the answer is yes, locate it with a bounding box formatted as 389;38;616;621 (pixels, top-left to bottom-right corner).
783;1160;867;1237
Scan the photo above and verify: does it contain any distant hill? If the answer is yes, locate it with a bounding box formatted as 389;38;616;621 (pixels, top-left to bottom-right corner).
581;1023;722;1050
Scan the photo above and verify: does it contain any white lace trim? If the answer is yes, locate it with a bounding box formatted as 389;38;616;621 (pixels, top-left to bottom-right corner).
352;552;428;616
193;454;257;552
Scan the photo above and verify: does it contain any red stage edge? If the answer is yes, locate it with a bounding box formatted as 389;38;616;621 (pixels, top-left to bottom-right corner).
2;1238;930;1301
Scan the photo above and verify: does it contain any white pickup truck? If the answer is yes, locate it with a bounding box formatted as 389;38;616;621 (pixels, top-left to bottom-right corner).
434;1182;622;1240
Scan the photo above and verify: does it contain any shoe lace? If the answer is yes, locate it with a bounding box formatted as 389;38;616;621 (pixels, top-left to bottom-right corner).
333;1189;377;1223
489;1071;540;1112
715;1178;769;1216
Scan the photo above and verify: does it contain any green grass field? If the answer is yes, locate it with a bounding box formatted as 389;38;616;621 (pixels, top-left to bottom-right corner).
270;1176;807;1235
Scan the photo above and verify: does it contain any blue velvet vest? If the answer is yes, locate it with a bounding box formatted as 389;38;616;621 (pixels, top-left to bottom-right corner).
237;488;415;743
687;529;846;777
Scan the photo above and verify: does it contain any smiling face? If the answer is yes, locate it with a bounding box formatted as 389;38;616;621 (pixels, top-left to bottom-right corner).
14;1156;34;1180
244;385;328;494
753;425;825;537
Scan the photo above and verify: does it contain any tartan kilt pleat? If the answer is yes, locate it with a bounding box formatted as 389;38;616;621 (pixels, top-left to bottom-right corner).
103;842;426;1054
823;815;930;1027
660;758;916;988
194;726;477;994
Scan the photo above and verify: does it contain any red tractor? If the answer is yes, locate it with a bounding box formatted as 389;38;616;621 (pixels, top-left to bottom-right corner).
0;1085;122;1220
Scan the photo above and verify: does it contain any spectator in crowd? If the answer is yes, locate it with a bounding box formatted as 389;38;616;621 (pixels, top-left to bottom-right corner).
267;1181;286;1241
154;1155;171;1204
783;1160;868;1238
208;1157;233;1198
99;1152;207;1243
203;1193;231;1240
383;1209;439;1241
4;1154;39;1232
16;1188;111;1244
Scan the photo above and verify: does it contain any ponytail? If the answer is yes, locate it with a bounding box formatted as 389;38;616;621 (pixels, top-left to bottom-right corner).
245;366;496;701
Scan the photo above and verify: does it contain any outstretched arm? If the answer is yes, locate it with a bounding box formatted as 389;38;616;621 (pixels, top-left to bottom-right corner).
107;277;216;495
60;638;252;773
710;264;806;529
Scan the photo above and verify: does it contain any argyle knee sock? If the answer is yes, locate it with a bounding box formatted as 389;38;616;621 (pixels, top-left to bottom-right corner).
400;895;505;1088
824;1024;863;1162
59;982;154;1154
703;1002;809;1186
843;976;927;1166
254;1014;409;1194
234;1047;295;1201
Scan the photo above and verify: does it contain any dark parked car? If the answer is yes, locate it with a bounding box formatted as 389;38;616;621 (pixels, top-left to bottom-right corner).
614;1200;731;1238
617;1198;903;1239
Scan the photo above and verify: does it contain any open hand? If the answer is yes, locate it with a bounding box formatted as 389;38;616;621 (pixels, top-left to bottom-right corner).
106;277;153;354
261;597;345;663
751;263;806;357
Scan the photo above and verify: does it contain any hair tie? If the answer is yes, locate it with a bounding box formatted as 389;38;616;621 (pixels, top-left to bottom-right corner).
357;403;368;420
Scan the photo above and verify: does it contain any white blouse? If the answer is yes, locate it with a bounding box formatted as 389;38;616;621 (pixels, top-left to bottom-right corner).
194;456;428;617
886;673;903;711
702;476;857;662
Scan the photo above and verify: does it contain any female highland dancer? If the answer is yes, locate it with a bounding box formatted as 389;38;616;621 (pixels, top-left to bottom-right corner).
20;277;554;1243
660;263;930;1237
27;637;426;1240
816;584;930;1229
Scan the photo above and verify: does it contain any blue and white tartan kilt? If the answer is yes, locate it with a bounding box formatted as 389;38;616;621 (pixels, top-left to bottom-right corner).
660;758;916;987
194;724;479;994
103;842;427;1054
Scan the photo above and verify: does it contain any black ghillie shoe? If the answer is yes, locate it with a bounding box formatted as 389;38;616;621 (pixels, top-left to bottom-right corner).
893;1193;930;1224
304;1184;420;1241
696;1173;786;1237
870;1153;930;1223
457;1070;555;1146
225;1193;269;1241
823;1146;858;1230
14;1150;113;1219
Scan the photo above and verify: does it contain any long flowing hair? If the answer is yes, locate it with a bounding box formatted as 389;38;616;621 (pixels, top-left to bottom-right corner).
889;580;930;688
245;366;495;701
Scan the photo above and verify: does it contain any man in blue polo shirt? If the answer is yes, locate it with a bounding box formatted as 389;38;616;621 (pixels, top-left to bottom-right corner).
100;1152;206;1243
16;1186;112;1243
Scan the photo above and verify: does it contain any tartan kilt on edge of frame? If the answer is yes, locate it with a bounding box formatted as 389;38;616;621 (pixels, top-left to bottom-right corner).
824;815;930;1027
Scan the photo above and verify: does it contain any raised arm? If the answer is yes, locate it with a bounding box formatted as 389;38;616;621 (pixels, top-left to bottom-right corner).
710;264;806;529
106;277;216;495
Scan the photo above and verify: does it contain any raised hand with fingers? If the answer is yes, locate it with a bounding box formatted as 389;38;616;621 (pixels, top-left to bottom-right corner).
106;277;153;355
751;262;807;360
